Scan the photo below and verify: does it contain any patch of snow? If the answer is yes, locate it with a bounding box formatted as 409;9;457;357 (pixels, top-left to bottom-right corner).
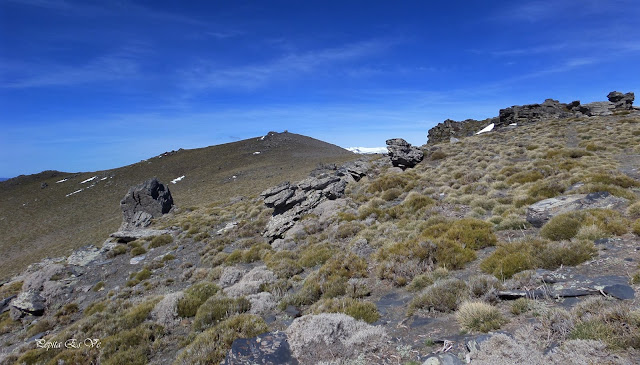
217;222;238;235
259;135;266;141
475;123;495;135
130;255;146;265
100;177;108;181
171;175;185;184
80;176;97;184
56;178;68;183
232;175;237;179
346;147;388;154
253;151;261;155
509;123;517;126
66;189;84;197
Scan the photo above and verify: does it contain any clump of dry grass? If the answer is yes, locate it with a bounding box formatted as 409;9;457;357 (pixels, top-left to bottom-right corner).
456;301;507;333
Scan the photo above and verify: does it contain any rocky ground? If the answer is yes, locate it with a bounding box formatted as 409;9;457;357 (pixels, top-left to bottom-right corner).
1;94;640;365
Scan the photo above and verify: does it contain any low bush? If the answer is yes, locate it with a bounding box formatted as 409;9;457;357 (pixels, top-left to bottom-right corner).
177;282;220;317
174;314;269;364
540;214;582;241
407;267;450;292
193;296;251;331
375;239;434;286
309;298;380;324
481;239;596;279
456;301;507;333
149;234;173;248
264;251;303;279
408;278;469;314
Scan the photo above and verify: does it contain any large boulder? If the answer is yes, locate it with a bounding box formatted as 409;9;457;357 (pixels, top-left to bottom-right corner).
607;91;635;110
120;178;174;230
224;331;298;365
10;291;45;319
526;192;628;228
386;138;424;169
499;99;574;126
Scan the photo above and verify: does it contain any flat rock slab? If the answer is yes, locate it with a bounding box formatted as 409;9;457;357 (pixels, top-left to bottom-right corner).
224;331;298;365
602;284;635;300
110;229;170;242
526;192;628;227
67;245;101;266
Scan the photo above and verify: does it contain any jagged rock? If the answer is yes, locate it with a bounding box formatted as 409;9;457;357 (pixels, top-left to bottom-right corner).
427;118;489;144
22;264;65;292
574;101;615;116
0;295;17;314
120;178;174;230
526;192;628;228
386;138;424;169
264;186;296;210
286;313;388;364
337;160;368;181
10;291;45;319
224;331;298;365
297;175;340;191
499;99;574;126
40;182;48;189
607;91;635;110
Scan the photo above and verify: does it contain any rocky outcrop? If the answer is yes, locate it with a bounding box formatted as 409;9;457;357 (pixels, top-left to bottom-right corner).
386;138;424;169
119;178;174;230
499;99;575;126
607;91;635;110
261;160;369;239
427;119;489;145
427;91;636;144
10;291;45;319
526;191;628;228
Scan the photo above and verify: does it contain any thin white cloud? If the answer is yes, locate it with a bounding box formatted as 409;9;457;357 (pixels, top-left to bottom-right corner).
179;39;396;92
1;49;142;88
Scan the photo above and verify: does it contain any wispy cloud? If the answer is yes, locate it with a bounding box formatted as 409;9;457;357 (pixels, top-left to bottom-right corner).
179;39;396;92
1;49;141;88
493;0;638;23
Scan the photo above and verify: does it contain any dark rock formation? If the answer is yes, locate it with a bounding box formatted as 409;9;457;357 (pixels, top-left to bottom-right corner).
385;138;424;169
120;178;174;230
498;99;574;126
427;119;488;145
526;191;628;228
607;91;635;110
261;160;369;239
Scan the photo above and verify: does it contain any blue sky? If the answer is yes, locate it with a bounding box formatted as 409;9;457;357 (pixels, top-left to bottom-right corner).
1;0;639;177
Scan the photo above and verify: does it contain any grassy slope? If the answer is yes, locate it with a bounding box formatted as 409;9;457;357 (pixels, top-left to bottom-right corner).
0;132;357;280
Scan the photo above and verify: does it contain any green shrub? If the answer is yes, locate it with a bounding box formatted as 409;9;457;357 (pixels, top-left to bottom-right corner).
85;301;107;316
442;218;496;249
481;238;596;279
408;278;469;314
367;173;413;193
130;246;147;257
298;243;335;268
177;282;220;317
403;192;435;212
540;213;582;241
527;180;565;200
506;171;544;184
193;296;251;331
589;173;640;188
381;188;403;201
108;244;128;257
336;221;364;239
510;298;536;315
627;202;640;218
407;267;450;292
430;151;447;160
149;234;173;248
456;301;507;333
633;219;640;236
174;314;268;364
309;298;380;324
375;239;434;286
433;239;476;270
264;251;302;279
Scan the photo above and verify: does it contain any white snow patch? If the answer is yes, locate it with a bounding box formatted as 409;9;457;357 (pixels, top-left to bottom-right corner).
259;135;266;141
509;123;517;126
66;189;84;197
80;176;97;184
253;151;261;155
346;147;388;154
476;123;495;135
171;176;185;184
100;177;108;181
232;175;237;179
56;178;68;183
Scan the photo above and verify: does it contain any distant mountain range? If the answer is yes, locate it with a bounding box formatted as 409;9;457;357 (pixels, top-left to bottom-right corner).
0;178;9;182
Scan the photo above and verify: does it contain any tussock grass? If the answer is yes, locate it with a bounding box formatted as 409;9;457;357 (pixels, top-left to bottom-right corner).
456;301;507;333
